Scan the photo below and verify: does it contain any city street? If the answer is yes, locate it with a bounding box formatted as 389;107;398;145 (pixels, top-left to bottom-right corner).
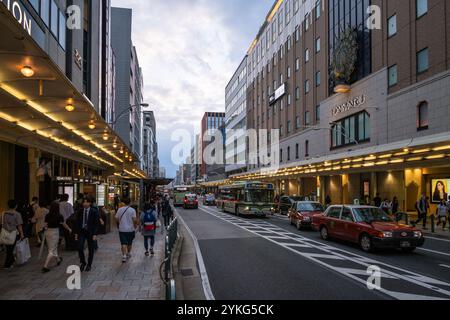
177;205;450;300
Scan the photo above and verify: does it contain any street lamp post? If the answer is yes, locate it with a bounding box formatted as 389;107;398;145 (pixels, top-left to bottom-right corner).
109;103;149;127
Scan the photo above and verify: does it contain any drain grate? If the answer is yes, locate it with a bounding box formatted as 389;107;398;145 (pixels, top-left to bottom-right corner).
181;268;194;277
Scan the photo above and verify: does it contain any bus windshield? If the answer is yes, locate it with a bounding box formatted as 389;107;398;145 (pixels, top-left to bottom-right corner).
245;189;274;203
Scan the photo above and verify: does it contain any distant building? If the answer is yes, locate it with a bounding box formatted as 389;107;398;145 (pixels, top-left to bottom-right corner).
200;112;226;181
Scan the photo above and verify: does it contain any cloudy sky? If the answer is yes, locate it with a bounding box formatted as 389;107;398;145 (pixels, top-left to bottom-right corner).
111;0;274;177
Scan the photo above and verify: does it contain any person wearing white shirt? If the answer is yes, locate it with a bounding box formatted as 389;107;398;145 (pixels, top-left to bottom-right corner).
115;198;137;263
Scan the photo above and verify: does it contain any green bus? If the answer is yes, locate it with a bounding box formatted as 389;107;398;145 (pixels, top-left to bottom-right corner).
172;185;196;207
217;182;275;217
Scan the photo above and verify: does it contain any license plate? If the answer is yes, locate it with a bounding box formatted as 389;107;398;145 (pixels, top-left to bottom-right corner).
400;242;411;248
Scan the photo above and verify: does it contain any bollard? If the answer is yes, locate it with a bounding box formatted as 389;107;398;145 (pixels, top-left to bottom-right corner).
430;214;435;233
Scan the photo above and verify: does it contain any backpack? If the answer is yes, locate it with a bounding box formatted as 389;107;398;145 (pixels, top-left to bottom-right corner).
143;210;156;231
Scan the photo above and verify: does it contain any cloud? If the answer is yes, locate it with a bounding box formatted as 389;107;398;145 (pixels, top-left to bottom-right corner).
111;0;273;177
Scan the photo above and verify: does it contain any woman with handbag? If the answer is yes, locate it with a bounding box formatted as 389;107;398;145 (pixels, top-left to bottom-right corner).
42;202;72;273
140;202;159;256
0;200;24;270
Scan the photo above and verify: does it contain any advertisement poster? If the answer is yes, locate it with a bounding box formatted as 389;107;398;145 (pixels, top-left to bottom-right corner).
431;179;450;203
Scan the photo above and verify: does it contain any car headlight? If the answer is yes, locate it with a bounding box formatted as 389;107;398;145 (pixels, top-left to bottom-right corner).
381;232;393;238
244;207;250;211
414;231;423;238
303;217;311;222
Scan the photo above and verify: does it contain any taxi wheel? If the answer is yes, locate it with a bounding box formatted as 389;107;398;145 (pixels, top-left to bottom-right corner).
360;234;373;253
320;226;330;241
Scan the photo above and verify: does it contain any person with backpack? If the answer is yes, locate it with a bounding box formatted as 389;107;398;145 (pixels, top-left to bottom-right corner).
140;202;158;256
413;194;430;230
436;199;449;231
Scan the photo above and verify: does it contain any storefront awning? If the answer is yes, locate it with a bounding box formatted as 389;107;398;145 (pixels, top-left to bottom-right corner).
0;4;146;179
233;132;450;181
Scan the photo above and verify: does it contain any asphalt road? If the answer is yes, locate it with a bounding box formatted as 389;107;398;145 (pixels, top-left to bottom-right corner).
176;204;450;300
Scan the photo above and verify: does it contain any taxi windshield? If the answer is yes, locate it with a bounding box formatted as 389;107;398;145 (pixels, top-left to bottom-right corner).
297;203;324;212
353;208;393;223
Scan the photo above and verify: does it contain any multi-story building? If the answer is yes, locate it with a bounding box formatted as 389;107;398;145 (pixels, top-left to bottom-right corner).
159;167;166;179
111;7;144;165
0;0;145;209
234;0;450;213
200;112;226;181
190;134;200;183
142;110;159;178
225;56;248;177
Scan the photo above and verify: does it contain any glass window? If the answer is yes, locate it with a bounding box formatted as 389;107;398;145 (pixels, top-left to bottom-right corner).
416;0;428;18
341;208;354;222
388;65;398;86
296;117;301;129
50;0;58;37
59;11;66;50
316;105;321;122
327;207;342;219
296;58;300;71
388;15;397;37
305;140;309;157
316;0;321;19
316;38;321;53
418;101;429;130
305;112;310;126
29;0;40;13
417;48;429;73
296;144;299;159
305;49;310;62
305;80;310;93
40;0;49;26
316;71;321;86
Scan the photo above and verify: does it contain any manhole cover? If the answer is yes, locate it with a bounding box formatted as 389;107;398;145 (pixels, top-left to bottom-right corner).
181;268;194;277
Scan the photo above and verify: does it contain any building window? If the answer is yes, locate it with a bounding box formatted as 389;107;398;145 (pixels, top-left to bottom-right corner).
287;67;291;78
315;0;321;19
58;11;66;50
294;0;300;13
280;73;284;84
388;65;398;87
305;13;310;31
417;48;429;74
296;144;299;159
388;14;397;37
287;36;292;51
296;58;300;71
316;105;321;122
316;38;321;53
280;125;284;137
280;149;283;163
305;111;310;126
305;140;309;157
288;94;291;105
305;49;310;62
287;121;292;133
278;9;284;34
416;0;428;18
315;71;321;86
50;0;58;37
295;87;300;100
296;116;301;129
331;112;371;148
305;80;310;93
280;45;284;60
295;25;300;42
41;0;50;26
417;101;429;131
287;147;291;161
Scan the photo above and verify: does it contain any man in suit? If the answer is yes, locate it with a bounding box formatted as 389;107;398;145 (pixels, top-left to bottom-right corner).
74;197;99;272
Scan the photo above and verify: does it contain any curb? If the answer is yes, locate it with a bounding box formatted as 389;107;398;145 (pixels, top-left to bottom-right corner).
171;231;184;300
173;209;215;300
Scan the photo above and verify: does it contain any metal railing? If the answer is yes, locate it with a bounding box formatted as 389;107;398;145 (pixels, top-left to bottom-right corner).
159;217;178;300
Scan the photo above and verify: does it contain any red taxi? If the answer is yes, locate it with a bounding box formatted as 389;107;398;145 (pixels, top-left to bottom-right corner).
183;194;199;210
288;201;325;230
312;205;425;253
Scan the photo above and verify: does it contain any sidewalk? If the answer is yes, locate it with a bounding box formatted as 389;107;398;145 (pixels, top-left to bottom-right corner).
0;228;165;300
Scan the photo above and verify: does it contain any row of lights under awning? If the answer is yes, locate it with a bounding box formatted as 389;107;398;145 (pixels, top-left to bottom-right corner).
233;145;450;181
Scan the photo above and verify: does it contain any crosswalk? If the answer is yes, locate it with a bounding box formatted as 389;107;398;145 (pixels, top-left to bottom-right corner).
198;205;450;300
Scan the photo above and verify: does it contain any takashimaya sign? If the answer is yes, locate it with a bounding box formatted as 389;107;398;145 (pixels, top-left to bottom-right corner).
1;0;32;35
331;95;366;117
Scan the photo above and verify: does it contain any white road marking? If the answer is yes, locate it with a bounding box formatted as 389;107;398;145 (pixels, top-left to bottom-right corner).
303;253;346;260
285;243;312;248
198;205;450;300
440;264;450;269
425;236;450;243
174;208;215;301
417;248;450;257
334;268;398;279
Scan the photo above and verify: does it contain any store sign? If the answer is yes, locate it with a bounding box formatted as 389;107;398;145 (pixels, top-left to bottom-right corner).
331;95;366;117
97;184;106;207
56;176;73;182
269;83;286;106
1;0;32;35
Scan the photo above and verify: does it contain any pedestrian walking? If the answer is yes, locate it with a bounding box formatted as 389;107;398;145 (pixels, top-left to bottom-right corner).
115;197;137;263
42;202;72;273
380;198;392;214
140;202;158;256
1;200;24;270
436;199;449;230
325;195;332;208
413;194;430;230
31;201;48;247
73;197;99;272
373;193;382;208
162;199;173;227
59;194;74;250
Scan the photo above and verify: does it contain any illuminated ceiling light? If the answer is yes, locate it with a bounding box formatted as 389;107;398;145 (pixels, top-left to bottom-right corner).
403;148;410;153
113;141;118;149
433;145;450;151
21;66;35;77
334;84;351;93
88;120;96;130
65;103;75;112
426;154;445;160
102;132;109;141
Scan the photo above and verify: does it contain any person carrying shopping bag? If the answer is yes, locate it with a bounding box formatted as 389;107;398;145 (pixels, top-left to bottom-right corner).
0;200;24;270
